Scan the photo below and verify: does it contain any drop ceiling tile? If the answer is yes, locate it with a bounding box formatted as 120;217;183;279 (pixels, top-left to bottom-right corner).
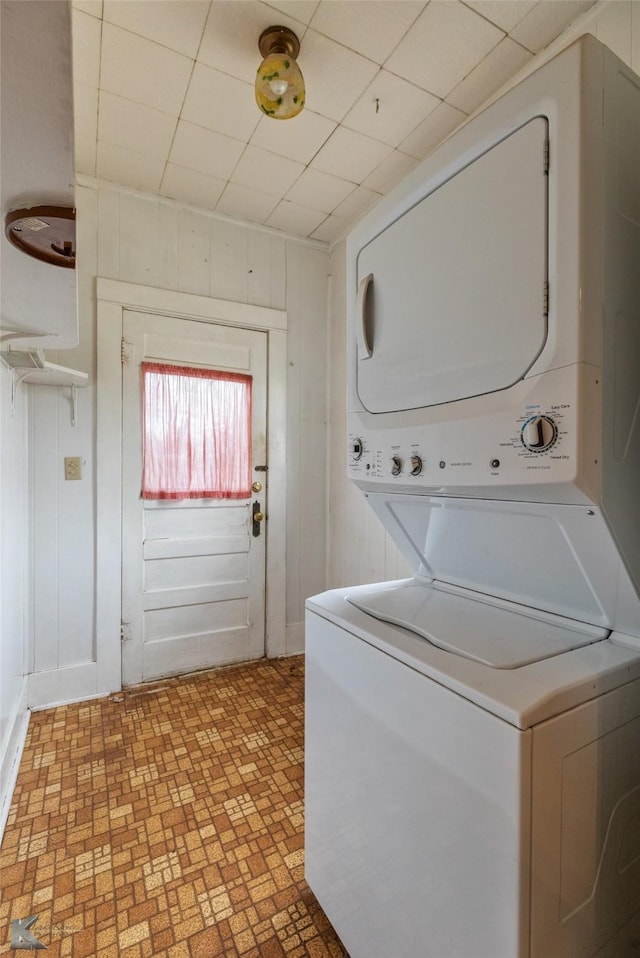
311;126;392;182
264;0;320;25
102;0;209;58
310;214;344;243
100;22;193;116
72;0;103;17
266;200;327;235
161;164;227;209
332;184;382;223
300;30;380;122
309;1;426;64
72;9;102;89
231;145;305;197
98;92;177;158
385;0;504;98
363;150;419;194
169;121;245;180
446;36;531;115
400;100;467;159
73;84;99;176
199;1;305;84
97;141;166;192
250;111;336;165
463;1;537;33
343;70;440;147
510;1;596;54
216;183;280;223
285;168;355;213
182;64;260;142
311;213;345;242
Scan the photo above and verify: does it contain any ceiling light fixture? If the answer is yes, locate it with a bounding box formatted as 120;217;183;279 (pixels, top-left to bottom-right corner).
255;26;305;120
5;206;76;268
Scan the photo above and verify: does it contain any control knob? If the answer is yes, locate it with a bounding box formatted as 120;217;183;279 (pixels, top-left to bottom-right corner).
410;455;423;476
390;456;402;476
350;438;364;460
521;415;557;452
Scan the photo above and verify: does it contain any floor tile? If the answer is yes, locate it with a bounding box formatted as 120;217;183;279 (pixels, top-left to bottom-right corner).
0;658;348;957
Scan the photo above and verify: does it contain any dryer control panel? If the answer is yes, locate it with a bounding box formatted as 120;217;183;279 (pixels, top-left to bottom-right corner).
348;406;572;481
346;369;592;505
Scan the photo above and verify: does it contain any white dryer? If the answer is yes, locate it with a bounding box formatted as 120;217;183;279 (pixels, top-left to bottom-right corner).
305;35;640;958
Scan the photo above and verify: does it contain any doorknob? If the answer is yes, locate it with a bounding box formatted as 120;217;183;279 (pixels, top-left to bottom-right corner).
252;500;265;537
252;481;263;493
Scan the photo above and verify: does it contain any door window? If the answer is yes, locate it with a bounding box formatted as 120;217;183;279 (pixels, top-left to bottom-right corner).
141;362;252;500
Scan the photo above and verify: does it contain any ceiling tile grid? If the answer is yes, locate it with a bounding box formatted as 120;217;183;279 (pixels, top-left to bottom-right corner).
384;1;505;97
71;0;597;244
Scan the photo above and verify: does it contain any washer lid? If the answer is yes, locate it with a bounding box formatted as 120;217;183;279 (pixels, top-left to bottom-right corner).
347;581;606;669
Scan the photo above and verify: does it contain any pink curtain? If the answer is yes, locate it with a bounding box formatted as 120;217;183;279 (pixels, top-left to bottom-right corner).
141;362;252;500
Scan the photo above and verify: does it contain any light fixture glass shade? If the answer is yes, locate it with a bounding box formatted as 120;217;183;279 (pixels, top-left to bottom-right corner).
255;36;305;120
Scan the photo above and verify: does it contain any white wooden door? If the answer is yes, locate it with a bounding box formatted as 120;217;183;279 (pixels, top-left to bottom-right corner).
121;311;268;685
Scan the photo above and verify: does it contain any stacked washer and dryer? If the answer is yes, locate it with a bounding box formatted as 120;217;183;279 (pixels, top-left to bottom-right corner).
305;35;640;958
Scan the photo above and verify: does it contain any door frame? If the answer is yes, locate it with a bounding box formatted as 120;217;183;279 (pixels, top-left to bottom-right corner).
96;277;287;692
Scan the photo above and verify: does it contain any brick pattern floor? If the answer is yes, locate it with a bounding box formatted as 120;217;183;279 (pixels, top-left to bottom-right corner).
0;657;348;958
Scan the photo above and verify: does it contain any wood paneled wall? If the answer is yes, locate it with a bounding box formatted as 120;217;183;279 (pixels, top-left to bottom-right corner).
29;185;328;705
0;363;29;832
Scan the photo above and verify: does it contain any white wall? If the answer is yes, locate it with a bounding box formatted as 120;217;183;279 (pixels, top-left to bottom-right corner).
29;183;328;706
0;362;30;834
284;240;331;640
325;2;640;592
591;0;640;65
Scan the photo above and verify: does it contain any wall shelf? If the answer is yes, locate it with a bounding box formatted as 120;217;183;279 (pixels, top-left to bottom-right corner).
6;362;88;425
18;362;88;388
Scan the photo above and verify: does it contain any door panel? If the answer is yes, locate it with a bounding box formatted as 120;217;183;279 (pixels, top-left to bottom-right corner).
356;117;549;413
121;311;268;685
143;535;246;559
144;554;247;592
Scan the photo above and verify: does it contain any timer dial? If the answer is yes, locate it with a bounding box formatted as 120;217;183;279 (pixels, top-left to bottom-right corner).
521;415;557;452
390;456;402;476
351;438;364;460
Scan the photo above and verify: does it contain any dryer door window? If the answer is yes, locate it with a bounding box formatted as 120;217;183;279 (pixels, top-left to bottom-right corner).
356;117;549;414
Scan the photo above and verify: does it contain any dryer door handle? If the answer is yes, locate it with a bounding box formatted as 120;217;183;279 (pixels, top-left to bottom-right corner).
356;272;374;360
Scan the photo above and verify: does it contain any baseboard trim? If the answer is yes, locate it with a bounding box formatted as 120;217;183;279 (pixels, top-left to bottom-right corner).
27;662;113;711
0;678;29;844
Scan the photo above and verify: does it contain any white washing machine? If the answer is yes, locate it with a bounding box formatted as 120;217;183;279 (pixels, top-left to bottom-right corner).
305;36;640;958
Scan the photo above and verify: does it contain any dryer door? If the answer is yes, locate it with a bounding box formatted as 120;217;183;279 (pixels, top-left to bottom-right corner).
356;117;549;414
